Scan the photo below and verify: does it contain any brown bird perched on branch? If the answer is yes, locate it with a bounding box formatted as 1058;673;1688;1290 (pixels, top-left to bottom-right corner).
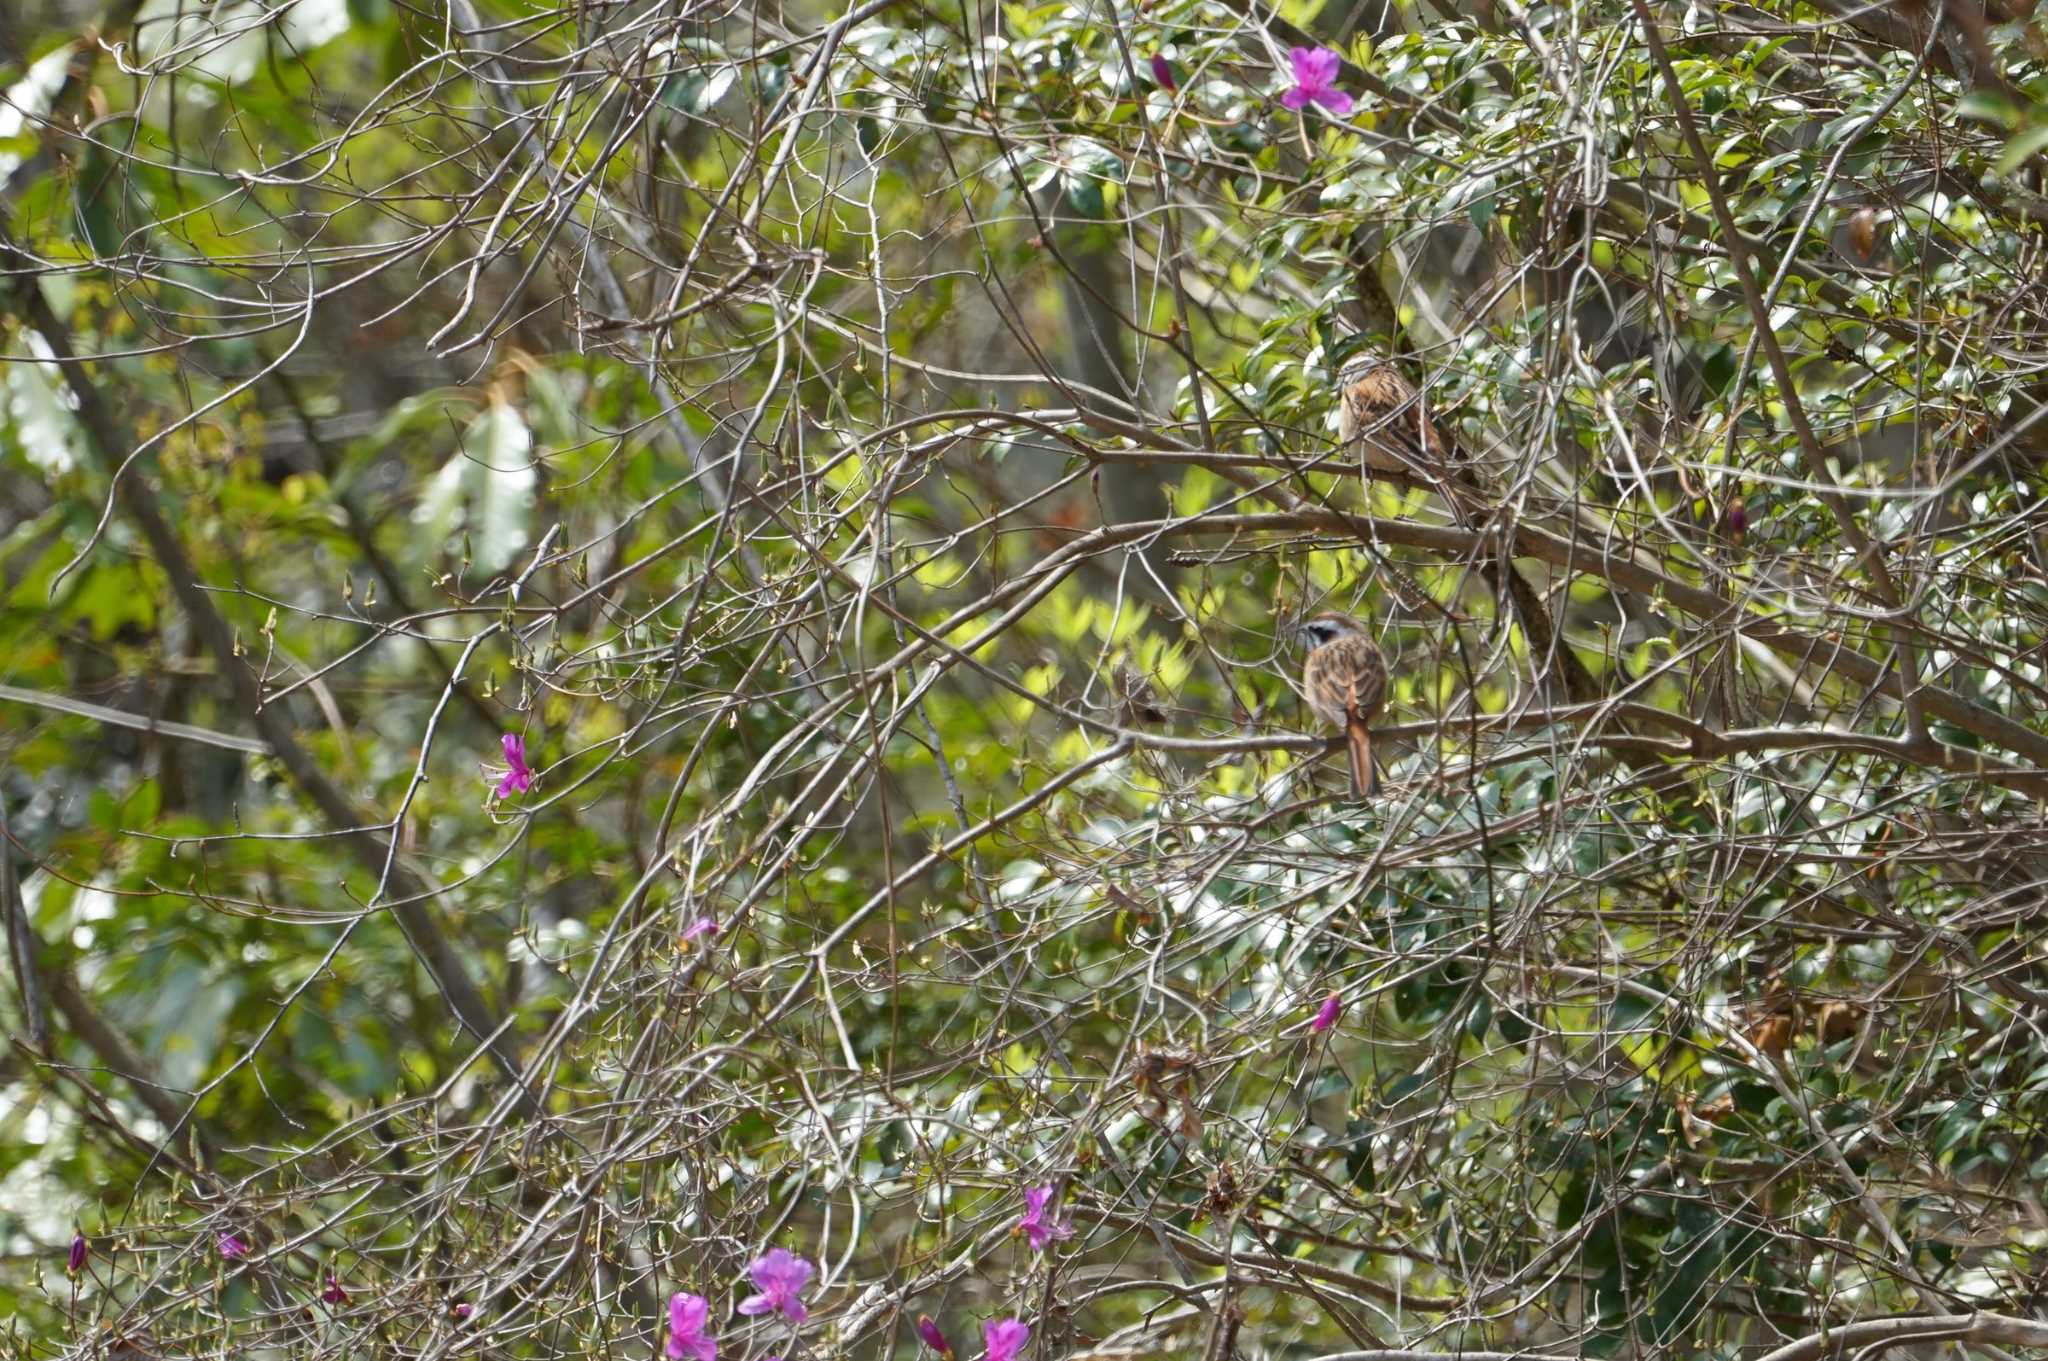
1298;612;1387;798
1337;355;1486;525
1332;352;1605;709
1337;357;1454;477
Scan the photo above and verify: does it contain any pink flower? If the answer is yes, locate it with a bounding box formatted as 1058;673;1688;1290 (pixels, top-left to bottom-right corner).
494;733;534;798
1150;53;1179;93
982;1318;1030;1361
916;1316;953;1356
1280;46;1353;115
217;1233;249;1260
681;916;720;945
453;1303;473;1320
1014;1184;1073;1253
737;1248;814;1323
666;1292;717;1361
68;1234;87;1275
320;1274;349;1305
1311;992;1343;1033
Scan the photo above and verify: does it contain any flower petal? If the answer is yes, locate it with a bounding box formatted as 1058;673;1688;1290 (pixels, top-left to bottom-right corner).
982;1318;1032;1361
1297;46;1340;85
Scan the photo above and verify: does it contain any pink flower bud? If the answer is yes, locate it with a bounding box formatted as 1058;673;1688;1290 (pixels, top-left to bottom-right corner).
1724;495;1748;543
1310;992;1342;1033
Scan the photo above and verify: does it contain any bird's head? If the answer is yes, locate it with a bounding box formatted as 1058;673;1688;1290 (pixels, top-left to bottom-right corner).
1297;611;1367;649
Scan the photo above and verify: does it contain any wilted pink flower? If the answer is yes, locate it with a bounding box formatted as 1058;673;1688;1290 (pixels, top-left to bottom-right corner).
1311;992;1343;1033
217;1233;249;1260
737;1248;814;1323
982;1318;1030;1361
681;916;720;945
1014;1184;1073;1253
1280;47;1353;115
1724;494;1748;544
453;1303;474;1320
1150;53;1179;93
320;1274;349;1305
68;1234;86;1275
916;1315;953;1356
494;733;534;798
666;1292;717;1361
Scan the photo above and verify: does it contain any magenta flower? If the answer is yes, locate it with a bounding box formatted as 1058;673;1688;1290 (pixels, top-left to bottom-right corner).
666;1292;718;1361
453;1303;474;1320
1311;992;1343;1033
916;1315;953;1356
321;1274;349;1305
681;916;720;945
494;733;534;798
1014;1184;1073;1253
1280;46;1353;115
737;1248;814;1322
67;1233;86;1275
1150;53;1179;93
982;1318;1030;1361
217;1233;249;1260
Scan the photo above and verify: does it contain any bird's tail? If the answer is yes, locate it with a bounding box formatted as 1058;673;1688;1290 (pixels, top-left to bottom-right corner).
1345;718;1375;799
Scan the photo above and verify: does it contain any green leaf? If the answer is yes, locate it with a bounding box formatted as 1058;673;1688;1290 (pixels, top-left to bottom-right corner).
2;329;87;475
1306;1067;1351;1102
0;43;74;189
1465;994;1493;1042
1343;1117;1376;1191
74;143;124;258
1650;1212;1728;1343
1995;124;2048;176
412;399;537;574
1958;91;2023;129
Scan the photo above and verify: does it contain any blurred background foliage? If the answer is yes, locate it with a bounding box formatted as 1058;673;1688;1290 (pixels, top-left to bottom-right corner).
7;0;2048;1356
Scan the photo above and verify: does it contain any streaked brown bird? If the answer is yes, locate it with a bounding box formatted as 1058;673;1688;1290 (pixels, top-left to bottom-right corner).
1298;611;1387;798
1337;357;1454;477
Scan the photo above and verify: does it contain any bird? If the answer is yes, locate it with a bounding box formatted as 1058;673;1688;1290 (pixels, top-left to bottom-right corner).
1336;356;1454;478
1298;611;1388;798
1334;355;1606;710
